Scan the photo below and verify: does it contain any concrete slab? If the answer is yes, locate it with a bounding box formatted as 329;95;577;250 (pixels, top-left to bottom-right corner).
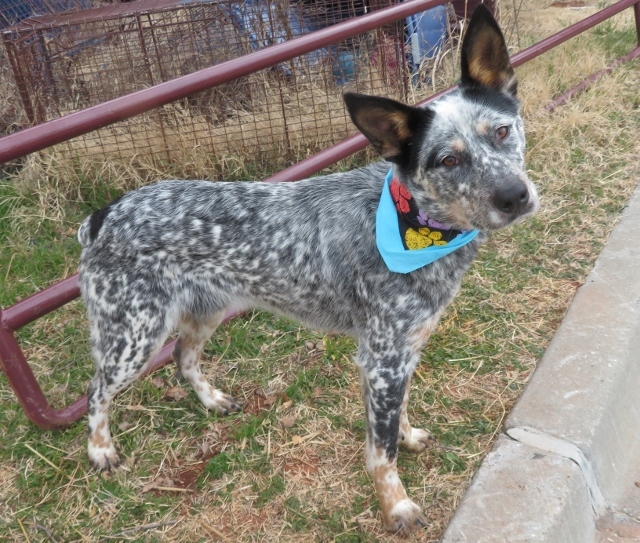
442;436;595;543
506;186;640;504
442;185;640;541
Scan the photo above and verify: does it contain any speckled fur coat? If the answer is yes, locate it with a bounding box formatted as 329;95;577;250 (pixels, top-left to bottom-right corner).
77;6;539;534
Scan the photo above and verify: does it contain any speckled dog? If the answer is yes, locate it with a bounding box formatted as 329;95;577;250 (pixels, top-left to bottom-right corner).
78;6;538;534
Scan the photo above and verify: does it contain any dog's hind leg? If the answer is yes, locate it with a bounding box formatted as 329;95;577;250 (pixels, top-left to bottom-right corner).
398;377;435;454
173;313;242;416
357;339;429;534
87;309;171;471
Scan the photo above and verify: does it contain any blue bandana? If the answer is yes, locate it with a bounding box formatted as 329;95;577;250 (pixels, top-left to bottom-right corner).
376;170;480;273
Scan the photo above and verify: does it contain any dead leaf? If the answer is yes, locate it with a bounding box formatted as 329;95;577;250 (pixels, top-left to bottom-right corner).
118;421;133;432
150;376;165;388
284;458;319;477
165;387;189;401
312;386;323;398
305;341;315;350
280;416;296;429
264;395;278;406
142;479;163;493
289;433;319;446
142;477;173;493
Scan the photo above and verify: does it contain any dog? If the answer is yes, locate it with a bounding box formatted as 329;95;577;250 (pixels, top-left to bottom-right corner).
77;5;538;534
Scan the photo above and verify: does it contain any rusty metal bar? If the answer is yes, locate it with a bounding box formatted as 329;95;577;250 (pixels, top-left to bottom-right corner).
1;32;37;125
0;0;445;164
0;324;87;430
1;275;79;332
546;46;640;111
509;0;639;66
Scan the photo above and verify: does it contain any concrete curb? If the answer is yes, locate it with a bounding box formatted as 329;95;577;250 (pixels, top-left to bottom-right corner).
442;184;640;543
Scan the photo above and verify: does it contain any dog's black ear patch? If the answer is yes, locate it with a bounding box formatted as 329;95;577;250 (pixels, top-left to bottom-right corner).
343;93;430;166
460;4;517;95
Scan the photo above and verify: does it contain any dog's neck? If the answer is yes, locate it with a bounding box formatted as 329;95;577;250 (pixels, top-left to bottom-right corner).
391;169;471;232
388;175;465;240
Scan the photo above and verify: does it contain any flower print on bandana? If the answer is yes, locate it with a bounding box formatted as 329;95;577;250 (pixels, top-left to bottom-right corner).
375;170;480;274
389;177;466;251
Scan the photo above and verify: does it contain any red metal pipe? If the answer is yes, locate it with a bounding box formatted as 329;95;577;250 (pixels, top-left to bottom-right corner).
0;324;87;429
510;0;638;67
0;0;445;165
1;274;80;332
546;46;640;111
264;132;370;183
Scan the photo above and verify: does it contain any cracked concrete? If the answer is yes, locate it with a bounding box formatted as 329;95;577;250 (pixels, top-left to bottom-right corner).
506;426;607;517
442;185;640;542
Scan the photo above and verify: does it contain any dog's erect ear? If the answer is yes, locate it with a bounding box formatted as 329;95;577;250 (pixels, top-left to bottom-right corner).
460;4;517;95
343;93;428;163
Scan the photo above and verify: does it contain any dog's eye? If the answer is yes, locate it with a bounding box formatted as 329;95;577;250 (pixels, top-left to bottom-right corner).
495;126;509;140
441;156;459;167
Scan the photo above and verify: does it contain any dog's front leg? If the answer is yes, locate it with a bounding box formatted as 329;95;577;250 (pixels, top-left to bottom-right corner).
357;343;428;534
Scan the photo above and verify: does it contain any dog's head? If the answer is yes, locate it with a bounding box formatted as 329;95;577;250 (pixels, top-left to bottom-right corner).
344;5;539;232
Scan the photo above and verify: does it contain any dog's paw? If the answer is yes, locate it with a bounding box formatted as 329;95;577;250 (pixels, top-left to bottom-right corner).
399;427;436;454
383;498;429;534
207;390;243;416
88;444;121;471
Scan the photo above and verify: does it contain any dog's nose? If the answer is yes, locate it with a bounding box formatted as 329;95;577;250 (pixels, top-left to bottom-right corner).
493;181;529;214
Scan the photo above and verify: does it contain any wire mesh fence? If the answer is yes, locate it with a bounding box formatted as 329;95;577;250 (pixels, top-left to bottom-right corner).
1;0;460;182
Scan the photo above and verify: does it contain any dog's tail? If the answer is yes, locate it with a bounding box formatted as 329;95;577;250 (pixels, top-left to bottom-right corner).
78;196;121;247
77;217;92;247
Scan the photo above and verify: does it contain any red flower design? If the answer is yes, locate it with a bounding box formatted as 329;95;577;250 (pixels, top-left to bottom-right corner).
390;178;411;214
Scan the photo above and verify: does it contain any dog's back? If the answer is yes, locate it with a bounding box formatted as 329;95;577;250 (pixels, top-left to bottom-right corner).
79;160;480;336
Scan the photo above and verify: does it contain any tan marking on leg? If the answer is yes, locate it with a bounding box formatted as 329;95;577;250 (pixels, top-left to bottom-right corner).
398;379;412;446
367;444;428;533
398;373;436;455
368;446;408;519
89;419;109;449
374;462;409;520
173;313;242;415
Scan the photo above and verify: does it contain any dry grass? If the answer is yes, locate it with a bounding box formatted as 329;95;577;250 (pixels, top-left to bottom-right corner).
12;57;402;205
9;25;407;199
1;1;640;541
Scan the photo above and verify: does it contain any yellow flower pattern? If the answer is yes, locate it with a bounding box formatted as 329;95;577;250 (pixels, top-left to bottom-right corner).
404;227;449;250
